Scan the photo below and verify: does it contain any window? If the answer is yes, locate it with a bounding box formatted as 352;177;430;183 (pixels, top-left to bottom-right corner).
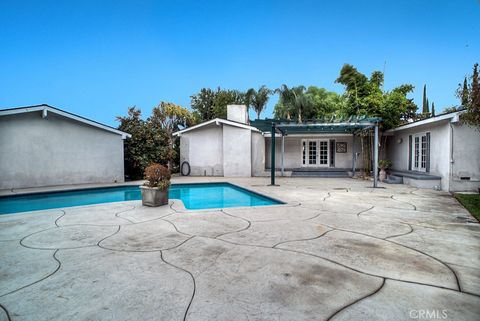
319;141;328;165
308;141;317;165
421;136;427;169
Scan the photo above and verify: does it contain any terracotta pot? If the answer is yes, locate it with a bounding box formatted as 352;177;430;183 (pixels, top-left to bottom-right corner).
140;186;169;207
379;168;387;182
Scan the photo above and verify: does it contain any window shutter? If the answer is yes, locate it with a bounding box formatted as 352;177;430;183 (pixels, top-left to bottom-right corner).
330;139;335;167
426;132;431;173
408;135;412;170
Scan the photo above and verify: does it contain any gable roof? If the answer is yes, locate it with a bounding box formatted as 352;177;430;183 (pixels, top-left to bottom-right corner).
173;118;261;136
386;110;463;133
0;104;131;138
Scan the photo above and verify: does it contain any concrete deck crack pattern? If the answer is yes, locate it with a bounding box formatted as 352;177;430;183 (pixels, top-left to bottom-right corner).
391;194;417;210
326;278;386;321
0;303;11;321
160;251;196;321
1;177;479;320
0;249;61;298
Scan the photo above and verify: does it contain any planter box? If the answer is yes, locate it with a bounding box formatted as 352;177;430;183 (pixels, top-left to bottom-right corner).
140;186;169;207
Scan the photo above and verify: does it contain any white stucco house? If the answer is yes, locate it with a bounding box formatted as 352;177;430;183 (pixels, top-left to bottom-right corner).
0;104;131;189
175;105;480;192
385;111;480;192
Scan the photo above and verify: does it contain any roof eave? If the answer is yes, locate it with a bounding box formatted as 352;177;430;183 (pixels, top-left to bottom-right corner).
0;105;131;139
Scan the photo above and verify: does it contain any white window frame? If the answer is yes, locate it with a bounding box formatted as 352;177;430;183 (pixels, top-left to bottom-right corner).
411;132;428;172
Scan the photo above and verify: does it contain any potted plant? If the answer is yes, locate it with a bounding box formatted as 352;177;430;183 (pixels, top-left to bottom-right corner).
378;159;392;182
140;163;171;207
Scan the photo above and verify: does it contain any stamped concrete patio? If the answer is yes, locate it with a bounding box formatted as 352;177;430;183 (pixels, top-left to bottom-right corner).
1;177;479;321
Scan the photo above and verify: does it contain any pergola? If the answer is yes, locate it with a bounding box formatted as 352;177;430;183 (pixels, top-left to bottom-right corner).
250;116;382;187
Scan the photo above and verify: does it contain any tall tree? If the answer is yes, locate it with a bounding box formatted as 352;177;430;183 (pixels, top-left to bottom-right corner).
461;77;469;106
190;88;216;121
246;85;272;119
472;63;480;108
274;85;311;122
150;102;196;170
431;102;435;117
190;87;245;121
117;107;171;179
460;63;480;127
422;84;429;113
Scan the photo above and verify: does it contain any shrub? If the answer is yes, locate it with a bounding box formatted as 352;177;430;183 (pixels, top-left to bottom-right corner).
144;163;171;190
379;159;392;169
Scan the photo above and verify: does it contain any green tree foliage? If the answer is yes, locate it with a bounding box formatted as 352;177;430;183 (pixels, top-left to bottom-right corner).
149;102;196;169
304;86;347;119
458;63;480;127
461;77;469;106
117;104;196;179
190;87;245;121
273;84;308;121
431;102;436;117
335;64;417;129
274;85;345;121
422;84;429;114
246;85;272;119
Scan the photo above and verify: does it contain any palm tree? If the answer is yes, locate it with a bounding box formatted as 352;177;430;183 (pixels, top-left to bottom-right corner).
274;85;309;122
246;86;272;119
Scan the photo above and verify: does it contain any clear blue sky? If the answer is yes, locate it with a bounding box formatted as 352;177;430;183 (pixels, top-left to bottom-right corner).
1;0;478;126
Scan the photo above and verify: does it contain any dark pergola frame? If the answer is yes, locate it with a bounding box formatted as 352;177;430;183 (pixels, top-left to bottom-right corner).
250;117;382;187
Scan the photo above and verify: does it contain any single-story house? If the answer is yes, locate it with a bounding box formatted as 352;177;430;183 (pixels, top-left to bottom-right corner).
0;104;131;189
174;105;480;192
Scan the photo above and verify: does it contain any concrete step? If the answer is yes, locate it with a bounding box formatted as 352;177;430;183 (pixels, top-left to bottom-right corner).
384;175;403;184
292;171;350;178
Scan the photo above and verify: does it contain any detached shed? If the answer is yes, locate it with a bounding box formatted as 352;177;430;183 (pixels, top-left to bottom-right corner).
0;104;131;189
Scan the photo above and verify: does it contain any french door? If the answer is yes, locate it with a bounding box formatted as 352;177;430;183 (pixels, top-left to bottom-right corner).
412;134;427;172
302;139;329;167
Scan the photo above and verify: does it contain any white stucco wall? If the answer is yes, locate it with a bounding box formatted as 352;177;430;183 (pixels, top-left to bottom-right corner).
251;131;265;176
223;125;252;177
180;124;223;176
450;123;480;192
265;135;364;169
386;120;451;191
0;111;125;189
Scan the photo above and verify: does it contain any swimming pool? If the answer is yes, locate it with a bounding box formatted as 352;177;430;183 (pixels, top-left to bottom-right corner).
0;183;283;214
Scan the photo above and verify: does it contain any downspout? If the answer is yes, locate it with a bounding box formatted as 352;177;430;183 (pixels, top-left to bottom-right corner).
449;122;454;192
281;134;285;177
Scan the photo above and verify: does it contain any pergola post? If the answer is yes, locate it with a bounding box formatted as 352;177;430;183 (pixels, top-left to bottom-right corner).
281;134;285;177
270;122;276;186
352;133;356;177
373;123;379;188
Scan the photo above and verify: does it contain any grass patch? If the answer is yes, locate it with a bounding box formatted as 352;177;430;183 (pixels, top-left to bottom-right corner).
455;193;480;222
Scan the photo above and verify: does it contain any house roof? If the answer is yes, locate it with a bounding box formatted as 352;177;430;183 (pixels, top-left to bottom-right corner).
385;110;463;133
173;118;261;136
0;104;131;138
251;116;382;135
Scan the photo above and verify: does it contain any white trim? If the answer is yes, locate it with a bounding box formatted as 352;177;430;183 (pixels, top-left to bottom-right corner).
173;118;261;136
301;139;330;167
264;133;353;138
0;105;131;139
386;111;463;133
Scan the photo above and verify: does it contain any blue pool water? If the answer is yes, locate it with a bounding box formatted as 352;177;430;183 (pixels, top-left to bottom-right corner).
0;183;283;214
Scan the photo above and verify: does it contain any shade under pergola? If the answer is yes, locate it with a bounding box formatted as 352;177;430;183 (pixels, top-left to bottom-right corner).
250;116;382;187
